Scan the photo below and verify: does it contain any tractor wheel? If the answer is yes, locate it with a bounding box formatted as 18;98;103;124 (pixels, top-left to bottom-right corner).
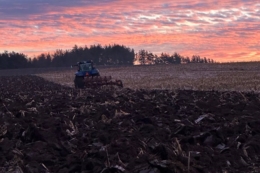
74;76;84;89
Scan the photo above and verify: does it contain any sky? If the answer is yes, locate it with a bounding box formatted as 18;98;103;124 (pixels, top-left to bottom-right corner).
0;0;259;62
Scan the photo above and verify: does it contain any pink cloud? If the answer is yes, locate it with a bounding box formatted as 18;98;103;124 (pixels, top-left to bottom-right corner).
0;0;259;62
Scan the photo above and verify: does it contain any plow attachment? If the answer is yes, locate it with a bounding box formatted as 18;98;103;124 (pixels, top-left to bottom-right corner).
74;76;123;89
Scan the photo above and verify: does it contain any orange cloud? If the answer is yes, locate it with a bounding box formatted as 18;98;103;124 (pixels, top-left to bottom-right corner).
0;0;259;62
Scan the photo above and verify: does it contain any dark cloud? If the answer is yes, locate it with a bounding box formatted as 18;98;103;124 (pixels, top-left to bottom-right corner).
0;0;116;19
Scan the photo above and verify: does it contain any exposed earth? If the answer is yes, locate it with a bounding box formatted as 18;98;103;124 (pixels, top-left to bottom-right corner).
1;75;260;173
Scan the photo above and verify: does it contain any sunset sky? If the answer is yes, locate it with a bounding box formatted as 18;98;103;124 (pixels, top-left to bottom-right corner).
0;0;259;62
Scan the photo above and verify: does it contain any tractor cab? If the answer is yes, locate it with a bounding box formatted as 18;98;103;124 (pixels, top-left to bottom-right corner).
78;62;92;71
73;61;100;77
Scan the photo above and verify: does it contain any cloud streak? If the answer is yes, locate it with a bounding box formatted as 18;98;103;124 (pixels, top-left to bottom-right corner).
0;0;259;62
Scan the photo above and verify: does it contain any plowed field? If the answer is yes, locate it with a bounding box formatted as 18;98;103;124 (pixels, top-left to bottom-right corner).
1;75;260;173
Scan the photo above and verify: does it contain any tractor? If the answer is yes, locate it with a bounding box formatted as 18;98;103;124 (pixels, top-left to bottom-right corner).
71;61;123;89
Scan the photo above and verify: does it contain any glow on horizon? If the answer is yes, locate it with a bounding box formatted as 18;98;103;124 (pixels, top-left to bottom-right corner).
0;0;259;62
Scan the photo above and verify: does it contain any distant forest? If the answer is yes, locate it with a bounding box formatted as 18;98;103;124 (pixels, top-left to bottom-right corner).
0;44;216;69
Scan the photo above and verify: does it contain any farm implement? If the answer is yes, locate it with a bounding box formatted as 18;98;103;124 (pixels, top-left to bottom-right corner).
71;61;123;89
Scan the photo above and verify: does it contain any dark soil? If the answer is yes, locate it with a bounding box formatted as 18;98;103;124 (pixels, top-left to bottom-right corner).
1;75;260;173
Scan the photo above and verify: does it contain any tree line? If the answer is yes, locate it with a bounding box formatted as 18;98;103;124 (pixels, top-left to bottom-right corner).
0;44;216;69
136;49;215;65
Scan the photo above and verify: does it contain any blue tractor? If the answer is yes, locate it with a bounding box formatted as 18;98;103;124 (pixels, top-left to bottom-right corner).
72;61;123;89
